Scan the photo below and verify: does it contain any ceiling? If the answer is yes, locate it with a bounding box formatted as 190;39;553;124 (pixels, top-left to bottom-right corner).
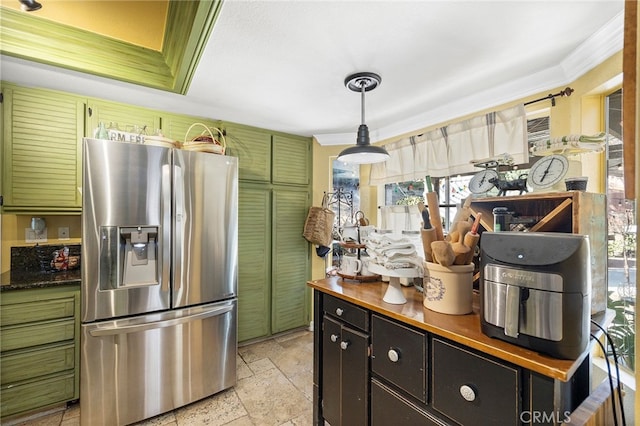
0;1;625;146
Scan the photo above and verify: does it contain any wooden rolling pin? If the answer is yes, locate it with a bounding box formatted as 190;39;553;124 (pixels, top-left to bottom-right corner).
461;213;482;264
421;228;437;262
425;177;444;241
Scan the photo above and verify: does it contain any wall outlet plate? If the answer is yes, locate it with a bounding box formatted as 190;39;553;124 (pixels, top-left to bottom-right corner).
25;228;48;243
58;227;70;240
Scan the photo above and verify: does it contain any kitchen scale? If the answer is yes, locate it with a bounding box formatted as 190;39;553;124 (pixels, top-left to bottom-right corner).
527;153;582;192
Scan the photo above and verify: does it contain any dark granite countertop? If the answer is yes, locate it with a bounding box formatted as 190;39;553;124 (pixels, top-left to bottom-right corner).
1;269;81;291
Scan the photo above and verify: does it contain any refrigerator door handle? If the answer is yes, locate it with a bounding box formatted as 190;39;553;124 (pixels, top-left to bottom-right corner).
161;163;172;293
88;304;233;337
173;163;184;296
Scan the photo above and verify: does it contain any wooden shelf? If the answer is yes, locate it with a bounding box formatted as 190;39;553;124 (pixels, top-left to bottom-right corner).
468;191;607;315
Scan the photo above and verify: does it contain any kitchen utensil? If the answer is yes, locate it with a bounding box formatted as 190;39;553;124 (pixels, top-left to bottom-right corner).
420;228;437;262
425;177;444;241
431;241;455;267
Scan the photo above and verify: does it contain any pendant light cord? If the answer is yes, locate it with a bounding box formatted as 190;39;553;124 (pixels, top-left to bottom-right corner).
360;80;366;125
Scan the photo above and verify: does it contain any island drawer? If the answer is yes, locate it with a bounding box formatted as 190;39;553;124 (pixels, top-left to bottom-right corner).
371;314;427;403
371;379;444;426
431;337;520;425
323;294;369;332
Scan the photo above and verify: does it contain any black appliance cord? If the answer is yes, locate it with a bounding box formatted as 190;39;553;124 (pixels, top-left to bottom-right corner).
591;320;627;426
590;334;617;426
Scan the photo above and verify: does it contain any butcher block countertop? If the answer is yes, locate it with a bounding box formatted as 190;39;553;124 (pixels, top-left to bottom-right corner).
308;276;610;382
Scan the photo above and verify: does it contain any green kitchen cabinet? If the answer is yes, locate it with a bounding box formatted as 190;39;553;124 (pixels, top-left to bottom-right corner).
160;113;222;145
271;188;311;333
86;99;161;137
0;285;81;419
238;184;272;341
237;185;311;341
223;123;272;182
1;83;85;212
223;123;310;186
272;134;310;186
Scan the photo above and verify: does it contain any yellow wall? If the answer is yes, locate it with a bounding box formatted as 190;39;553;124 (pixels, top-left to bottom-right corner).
1;214;82;273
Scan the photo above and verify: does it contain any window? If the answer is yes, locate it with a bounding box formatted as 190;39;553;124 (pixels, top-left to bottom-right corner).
605;88;636;372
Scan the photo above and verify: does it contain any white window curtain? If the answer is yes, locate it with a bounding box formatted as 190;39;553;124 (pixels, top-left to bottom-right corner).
379;205;422;232
370;104;528;185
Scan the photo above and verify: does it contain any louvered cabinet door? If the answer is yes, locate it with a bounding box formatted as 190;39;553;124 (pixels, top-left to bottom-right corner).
271;188;310;333
272;134;310;186
1;84;85;211
86;99;161;137
237;185;272;342
224;123;272;182
160;113;221;146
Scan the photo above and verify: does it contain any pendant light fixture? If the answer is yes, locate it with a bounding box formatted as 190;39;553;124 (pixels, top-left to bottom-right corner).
18;0;42;11
337;72;389;164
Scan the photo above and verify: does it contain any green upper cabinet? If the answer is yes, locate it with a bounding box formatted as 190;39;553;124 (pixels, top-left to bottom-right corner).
161;113;222;146
272;134;311;186
1;83;85;212
223;123;272;182
86;100;161;137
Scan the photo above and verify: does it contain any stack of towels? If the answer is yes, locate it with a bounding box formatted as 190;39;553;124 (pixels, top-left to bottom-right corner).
366;231;424;273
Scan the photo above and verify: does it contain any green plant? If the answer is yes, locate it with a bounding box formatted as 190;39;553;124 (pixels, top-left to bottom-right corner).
606;295;636;371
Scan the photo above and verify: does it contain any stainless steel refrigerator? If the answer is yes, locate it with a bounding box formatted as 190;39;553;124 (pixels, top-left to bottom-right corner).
81;138;238;426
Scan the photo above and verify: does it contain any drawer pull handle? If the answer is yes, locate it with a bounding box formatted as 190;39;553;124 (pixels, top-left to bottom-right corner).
335;308;344;316
459;384;476;402
340;341;350;350
387;349;400;362
330;334;339;343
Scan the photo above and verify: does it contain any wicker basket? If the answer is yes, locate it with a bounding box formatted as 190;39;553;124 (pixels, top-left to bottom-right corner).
182;123;226;154
303;195;335;247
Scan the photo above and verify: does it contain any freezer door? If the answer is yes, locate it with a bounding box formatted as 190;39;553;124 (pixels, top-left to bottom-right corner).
173;150;238;307
82;138;172;322
80;299;237;426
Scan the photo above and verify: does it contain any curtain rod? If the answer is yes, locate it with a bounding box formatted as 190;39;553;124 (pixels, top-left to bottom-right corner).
524;87;574;107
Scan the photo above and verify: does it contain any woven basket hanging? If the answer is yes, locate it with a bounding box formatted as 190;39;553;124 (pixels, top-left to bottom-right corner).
303;194;335;247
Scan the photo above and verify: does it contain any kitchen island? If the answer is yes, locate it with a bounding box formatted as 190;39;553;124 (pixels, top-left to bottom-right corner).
308;277;600;426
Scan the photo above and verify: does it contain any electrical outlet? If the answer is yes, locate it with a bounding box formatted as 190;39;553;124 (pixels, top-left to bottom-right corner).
59;227;70;240
25;228;48;243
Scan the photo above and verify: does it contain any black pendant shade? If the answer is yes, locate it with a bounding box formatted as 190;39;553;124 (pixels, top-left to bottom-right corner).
19;0;42;11
337;72;389;164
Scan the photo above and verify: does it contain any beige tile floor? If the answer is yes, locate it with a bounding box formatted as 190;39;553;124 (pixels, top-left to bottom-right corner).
7;329;314;426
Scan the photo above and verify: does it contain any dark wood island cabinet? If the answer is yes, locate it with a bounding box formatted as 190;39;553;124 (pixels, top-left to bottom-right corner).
309;277;598;426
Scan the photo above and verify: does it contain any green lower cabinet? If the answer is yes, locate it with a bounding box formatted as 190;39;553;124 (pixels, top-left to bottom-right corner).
238;185;272;342
237;185;311;342
271;189;310;333
1;373;75;418
0;285;80;419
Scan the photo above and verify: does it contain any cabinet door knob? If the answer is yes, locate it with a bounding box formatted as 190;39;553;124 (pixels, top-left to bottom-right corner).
330;334;339;343
340;341;350;350
387;349;400;362
459;384;476;402
335;308;344;316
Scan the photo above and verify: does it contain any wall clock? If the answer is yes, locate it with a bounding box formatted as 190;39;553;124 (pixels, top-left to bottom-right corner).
468;169;499;194
526;154;569;190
